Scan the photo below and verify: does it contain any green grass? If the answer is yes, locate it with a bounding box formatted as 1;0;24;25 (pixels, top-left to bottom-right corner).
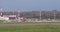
0;26;60;32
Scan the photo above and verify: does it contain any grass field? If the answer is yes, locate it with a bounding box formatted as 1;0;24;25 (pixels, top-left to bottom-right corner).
0;20;60;32
0;26;60;32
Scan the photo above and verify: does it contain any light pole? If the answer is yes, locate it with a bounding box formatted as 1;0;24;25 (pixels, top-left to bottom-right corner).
17;11;20;19
13;11;14;15
54;11;56;21
40;11;41;20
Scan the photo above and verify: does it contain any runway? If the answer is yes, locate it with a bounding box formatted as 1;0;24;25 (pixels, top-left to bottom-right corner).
0;23;60;26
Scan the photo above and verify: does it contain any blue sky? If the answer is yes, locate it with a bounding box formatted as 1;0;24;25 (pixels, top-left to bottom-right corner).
0;0;60;11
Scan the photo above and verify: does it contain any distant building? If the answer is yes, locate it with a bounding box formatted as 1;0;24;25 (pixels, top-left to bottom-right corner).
3;15;16;20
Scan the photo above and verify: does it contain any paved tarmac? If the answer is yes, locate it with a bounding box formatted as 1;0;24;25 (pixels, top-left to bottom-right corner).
0;23;60;26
